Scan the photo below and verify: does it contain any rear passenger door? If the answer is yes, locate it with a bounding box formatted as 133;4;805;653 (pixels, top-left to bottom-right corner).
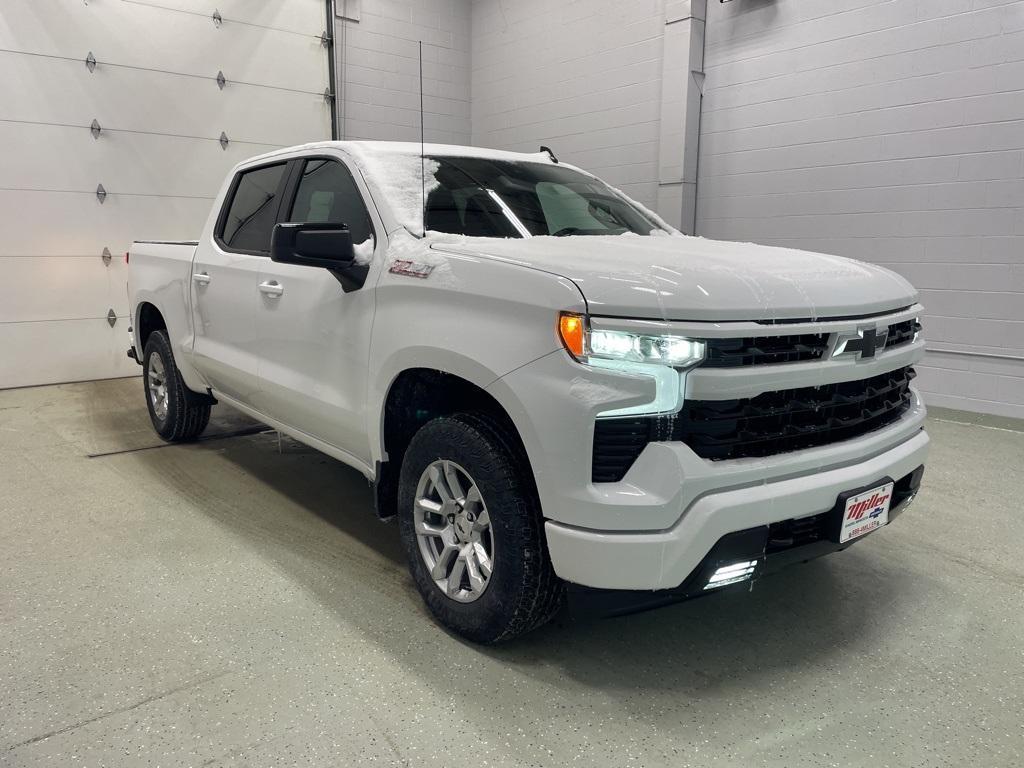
190;162;290;404
251;156;380;466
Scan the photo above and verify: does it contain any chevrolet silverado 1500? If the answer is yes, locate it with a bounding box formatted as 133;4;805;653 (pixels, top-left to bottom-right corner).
128;141;928;642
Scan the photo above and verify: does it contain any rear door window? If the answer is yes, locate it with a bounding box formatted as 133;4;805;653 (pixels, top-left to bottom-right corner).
219;163;288;253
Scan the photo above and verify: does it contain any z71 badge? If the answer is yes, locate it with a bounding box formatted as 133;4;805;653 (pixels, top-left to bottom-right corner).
389;260;435;279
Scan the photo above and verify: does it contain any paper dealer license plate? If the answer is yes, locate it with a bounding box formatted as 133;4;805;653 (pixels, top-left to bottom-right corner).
839;482;894;543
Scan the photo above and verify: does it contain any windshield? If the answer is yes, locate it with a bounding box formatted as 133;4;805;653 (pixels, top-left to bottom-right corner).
424;155;662;238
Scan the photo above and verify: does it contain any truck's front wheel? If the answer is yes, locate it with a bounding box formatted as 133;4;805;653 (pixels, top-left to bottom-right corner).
142;330;211;442
397;414;563;643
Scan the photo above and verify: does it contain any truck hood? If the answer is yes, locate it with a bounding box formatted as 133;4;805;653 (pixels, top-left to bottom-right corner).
434;234;917;322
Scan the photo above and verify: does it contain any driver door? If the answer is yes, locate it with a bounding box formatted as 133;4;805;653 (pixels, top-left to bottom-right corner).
251;156;379;465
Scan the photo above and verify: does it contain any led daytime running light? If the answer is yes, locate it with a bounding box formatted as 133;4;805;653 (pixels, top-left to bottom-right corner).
589;329;705;366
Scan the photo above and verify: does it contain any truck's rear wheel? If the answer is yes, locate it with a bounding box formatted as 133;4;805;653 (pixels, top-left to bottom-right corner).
142;330;210;442
397;413;563;643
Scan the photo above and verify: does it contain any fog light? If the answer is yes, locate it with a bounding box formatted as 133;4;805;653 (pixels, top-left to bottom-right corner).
704;560;757;590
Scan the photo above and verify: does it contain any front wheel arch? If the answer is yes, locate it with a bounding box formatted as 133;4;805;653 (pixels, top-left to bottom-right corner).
374;368;536;520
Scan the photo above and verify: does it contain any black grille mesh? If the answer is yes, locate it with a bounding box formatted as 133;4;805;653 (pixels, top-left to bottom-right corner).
701;317;919;369
704;333;829;367
885;318;921;348
592;367;915;482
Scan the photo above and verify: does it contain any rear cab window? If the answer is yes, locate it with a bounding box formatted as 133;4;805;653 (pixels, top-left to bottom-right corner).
216;163;289;254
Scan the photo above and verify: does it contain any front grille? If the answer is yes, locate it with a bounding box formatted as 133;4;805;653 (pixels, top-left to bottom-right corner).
592;366;915;481
679;366;915;460
704;333;829;367
702;317;918;368
886;318;920;349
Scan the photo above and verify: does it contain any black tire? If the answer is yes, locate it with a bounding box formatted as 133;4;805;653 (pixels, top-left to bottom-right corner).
397;413;563;643
142;330;211;442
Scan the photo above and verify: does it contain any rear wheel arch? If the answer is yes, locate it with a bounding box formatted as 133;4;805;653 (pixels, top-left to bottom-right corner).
136;302;167;353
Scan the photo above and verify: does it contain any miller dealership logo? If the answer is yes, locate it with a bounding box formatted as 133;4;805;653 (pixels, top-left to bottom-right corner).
832;327;889;360
846;490;891;521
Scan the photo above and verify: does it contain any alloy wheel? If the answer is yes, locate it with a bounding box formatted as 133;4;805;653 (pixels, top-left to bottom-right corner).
413;459;495;603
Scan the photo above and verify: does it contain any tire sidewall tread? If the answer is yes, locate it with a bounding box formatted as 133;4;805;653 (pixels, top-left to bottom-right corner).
142;330;210;443
397;412;563;643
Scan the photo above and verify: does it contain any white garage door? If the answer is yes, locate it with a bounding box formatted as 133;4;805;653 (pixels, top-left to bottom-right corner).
0;0;333;389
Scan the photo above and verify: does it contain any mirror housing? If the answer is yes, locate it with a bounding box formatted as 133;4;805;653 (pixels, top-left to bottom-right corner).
271;222;355;268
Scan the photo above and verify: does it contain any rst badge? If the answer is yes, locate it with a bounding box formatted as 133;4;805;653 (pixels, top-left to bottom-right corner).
389;259;435;279
839;482;894;543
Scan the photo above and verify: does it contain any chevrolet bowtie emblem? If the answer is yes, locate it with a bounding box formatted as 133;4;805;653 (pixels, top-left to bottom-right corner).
832;327;889;359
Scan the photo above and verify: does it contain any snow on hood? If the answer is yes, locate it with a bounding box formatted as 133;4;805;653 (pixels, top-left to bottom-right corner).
433;234;919;322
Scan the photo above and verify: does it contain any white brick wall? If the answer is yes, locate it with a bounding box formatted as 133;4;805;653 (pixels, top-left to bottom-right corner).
698;0;1024;419
469;0;667;211
336;0;471;144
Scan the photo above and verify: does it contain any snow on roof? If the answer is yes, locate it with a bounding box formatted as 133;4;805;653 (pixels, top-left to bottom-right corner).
238;140;568;234
331;140;560;165
234;140;647;236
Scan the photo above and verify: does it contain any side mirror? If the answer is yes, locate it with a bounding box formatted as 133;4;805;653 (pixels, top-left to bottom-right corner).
271;222;355;268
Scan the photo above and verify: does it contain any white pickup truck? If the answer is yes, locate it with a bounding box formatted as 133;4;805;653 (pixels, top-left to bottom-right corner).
128;141;929;642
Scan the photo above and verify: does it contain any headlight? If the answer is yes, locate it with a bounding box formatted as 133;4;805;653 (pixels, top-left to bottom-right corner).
558;312;705;418
559;313;705;367
590;329;705;366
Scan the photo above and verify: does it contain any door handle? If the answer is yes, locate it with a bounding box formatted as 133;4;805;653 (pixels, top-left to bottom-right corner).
193;271;211;285
259;280;284;297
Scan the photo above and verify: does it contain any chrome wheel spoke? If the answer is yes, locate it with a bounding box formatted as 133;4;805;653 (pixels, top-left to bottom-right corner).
471;507;490;532
414;459;495;604
147;356;169;420
415;517;448;538
446;555;467;597
444;461;466;505
430;543;458;581
416;497;443;515
464;548;486;594
429;464;453;505
472;542;492;577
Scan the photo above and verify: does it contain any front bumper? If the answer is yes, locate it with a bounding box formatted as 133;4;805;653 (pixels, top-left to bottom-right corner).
566;465;924;616
544;426;929;590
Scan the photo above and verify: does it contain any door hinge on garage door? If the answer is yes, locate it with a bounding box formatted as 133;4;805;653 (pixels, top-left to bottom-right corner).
107;309;117;328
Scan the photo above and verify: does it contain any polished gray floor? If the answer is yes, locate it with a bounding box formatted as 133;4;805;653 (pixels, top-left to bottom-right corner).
1;378;1022;767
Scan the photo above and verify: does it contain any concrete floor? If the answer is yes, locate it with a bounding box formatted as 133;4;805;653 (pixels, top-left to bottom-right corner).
1;379;1022;768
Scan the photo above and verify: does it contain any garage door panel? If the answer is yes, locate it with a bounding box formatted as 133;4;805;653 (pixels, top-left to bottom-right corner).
0;318;138;390
0;257;129;324
0;1;328;93
3;0;330;387
125;0;327;37
0;191;212;257
0;123;273;199
0;54;330;148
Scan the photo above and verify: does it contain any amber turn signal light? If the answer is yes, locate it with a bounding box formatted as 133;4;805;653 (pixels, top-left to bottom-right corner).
558;312;586;358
